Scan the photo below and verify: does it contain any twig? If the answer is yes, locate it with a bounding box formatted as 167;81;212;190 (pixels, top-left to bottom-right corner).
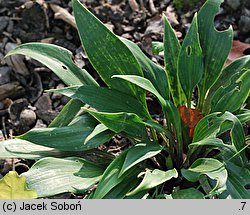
149;0;157;15
1;117;7;140
139;0;145;11
39;0;50;29
2;31;16;43
50;4;76;28
128;0;139;12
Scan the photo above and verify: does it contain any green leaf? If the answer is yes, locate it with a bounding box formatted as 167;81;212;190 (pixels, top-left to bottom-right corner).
113;75;183;165
190;136;247;170
127;169;178;196
197;0;233;108
83;124;114;148
144;119;168;134
163;100;183;166
237;109;250;124
121;38;170;101
152;41;164;55
22;157;105;197
172;188;204;199
93;150;139;199
181;158;227;191
99;171;140;199
113;75;165;105
72;0;145;104
203;56;250;114
193;112;241;141
0;139;114;168
16;114;113;151
193;112;247;164
178;13;203;105
187;137;239;166
119;142;163;177
5;43;97;86
48;85;150;119
164;15;186;106
125;190;149;199
84;109;148;140
221;162;250;199
0;139;78;159
211;70;250;113
0;171;37;199
112;76;180;131
49;99;84;128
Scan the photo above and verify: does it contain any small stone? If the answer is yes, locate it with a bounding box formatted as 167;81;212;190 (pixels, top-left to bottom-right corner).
0;102;4;110
60;96;70;105
227;0;241;10
0;16;9;31
122;25;135;32
53;100;60;109
57;105;64;111
243;8;250;17
0;130;3;140
244;0;250;9
36;110;57;124
51;83;64;100
74;51;86;69
48;80;56;88
52;26;64;34
239;15;250;34
34;93;58;124
121;33;132;39
34;119;47;128
133;32;142;41
20;109;37;126
163;0;171;3
245;37;250;43
0;159;12;174
0;52;4;62
0;67;11;85
9;98;29;123
35;93;52;111
6;20;14;33
51;93;62;100
51;73;61;81
74;57;85;69
111;0;123;4
66;31;73;40
104;22;114;32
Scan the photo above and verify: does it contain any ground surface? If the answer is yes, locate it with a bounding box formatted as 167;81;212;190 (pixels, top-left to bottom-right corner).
0;0;249;192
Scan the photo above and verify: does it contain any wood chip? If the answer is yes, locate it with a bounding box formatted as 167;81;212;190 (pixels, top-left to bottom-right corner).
149;0;157;15
50;4;76;29
0;82;25;101
128;0;139;12
165;5;179;26
40;37;55;43
4;43;30;76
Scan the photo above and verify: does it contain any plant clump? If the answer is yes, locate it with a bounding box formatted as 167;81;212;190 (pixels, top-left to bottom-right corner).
0;0;249;199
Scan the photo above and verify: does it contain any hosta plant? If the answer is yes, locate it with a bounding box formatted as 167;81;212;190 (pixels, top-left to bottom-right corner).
0;0;250;199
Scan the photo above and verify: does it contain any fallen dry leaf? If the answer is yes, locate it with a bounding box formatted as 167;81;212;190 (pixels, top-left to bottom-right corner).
165;5;179;26
0;171;37;199
226;40;250;66
178;106;203;138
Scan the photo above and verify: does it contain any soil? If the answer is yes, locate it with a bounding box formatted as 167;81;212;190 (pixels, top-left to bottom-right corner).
0;0;249;197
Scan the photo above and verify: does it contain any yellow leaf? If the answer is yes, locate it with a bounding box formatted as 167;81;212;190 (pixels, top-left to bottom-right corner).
0;171;37;199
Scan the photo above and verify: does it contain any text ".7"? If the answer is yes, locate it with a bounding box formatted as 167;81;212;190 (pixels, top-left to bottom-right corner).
239;202;247;211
